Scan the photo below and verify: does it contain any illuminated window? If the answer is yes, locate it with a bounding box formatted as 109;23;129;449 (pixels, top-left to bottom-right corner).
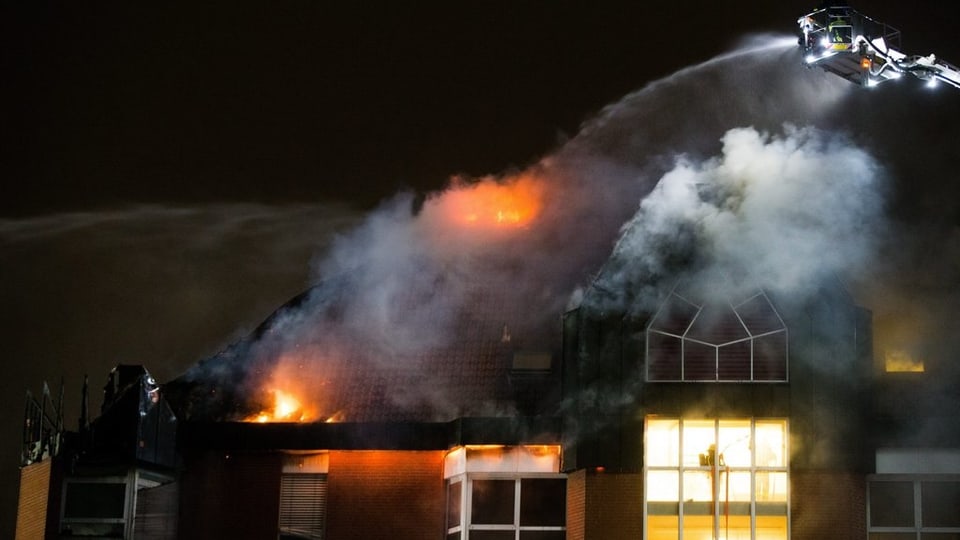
279;453;328;540
444;446;565;540
830;25;853;45
645;417;789;540
884;350;925;373
647;287;788;382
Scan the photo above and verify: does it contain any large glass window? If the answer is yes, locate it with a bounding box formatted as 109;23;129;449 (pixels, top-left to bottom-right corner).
646;288;788;382
645;417;789;540
444;446;565;540
868;478;960;539
446;477;566;540
60;477;130;538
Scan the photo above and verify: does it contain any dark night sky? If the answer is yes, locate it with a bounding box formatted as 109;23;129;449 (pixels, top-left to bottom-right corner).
2;1;959;535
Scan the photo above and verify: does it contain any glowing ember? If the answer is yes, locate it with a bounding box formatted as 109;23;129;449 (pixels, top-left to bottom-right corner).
441;175;543;228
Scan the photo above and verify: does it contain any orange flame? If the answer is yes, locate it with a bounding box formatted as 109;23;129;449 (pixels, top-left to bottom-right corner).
244;389;315;423
441;175;543;228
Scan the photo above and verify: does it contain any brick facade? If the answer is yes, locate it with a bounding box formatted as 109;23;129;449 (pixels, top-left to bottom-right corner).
326;450;444;540
791;471;866;540
15;460;51;540
566;469;643;540
177;451;282;540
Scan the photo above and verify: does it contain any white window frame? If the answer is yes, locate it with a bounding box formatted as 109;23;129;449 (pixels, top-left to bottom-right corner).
445;473;567;540
60;473;136;539
646;290;789;383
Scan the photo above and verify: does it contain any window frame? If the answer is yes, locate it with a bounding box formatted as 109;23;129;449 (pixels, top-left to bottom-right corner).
867;474;960;538
59;474;135;538
645;290;789;383
643;417;791;540
445;473;567;540
278;453;328;540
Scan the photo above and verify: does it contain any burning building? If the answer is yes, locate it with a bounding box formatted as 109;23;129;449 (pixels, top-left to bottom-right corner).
14;38;960;540
17;260;960;539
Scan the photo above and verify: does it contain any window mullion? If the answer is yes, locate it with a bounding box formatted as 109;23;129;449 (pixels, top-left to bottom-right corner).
751;420;757;540
914;479;922;534
714;420;720;540
514;479;521;540
678;419;685;540
465;478;473;540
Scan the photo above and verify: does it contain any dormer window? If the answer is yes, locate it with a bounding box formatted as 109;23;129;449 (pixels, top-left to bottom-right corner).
646;285;788;382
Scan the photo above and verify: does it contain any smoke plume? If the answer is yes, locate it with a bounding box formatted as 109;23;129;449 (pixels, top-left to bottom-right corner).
590;124;886;314
177;34;958;427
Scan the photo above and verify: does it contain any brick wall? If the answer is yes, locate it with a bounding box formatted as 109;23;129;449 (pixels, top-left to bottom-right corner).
567;470;586;540
566;469;643;540
178;451;282;540
326;450;444;540
791;471;866;540
15;460;51;540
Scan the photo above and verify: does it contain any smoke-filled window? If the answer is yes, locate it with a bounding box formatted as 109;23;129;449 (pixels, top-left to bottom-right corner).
646;287;788;382
868;478;960;537
444;446;565;540
644;417;789;540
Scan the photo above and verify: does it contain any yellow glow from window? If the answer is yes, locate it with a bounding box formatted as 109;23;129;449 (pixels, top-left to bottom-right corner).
756;515;789;540
757;472;788;502
885;350;925;372
683;471;713;502
647;471;679;502
683;420;716;467
646;419;679;466
647;515;679;540
755;421;787;467
719;420;751;467
726;471;752;502
682;514;716;540
645;418;790;540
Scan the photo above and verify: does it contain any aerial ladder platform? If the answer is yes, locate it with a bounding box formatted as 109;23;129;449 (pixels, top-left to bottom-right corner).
798;4;960;89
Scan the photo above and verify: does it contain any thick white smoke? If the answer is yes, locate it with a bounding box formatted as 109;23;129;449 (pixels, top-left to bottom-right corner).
592;125;886;313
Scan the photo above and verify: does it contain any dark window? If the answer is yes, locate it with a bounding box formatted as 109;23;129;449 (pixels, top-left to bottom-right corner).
520;532;567;540
469;531;516;540
446;481;462;529
753;333;788;380
869;481;914;528
472;480;515;525
520;479;566;526
922;482;960;527
648;332;683;380
647;288;786;382
63;483;126;519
